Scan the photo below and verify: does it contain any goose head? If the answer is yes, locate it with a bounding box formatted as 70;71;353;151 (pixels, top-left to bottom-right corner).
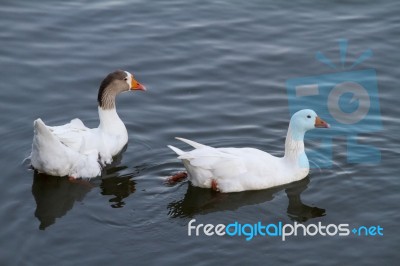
289;109;330;139
97;70;146;109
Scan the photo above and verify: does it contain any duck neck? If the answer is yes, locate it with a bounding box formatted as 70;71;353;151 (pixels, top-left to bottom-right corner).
98;86;118;110
98;106;126;134
284;124;306;161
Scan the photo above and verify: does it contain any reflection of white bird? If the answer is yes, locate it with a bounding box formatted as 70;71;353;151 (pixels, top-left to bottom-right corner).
168;109;330;193
30;70;146;179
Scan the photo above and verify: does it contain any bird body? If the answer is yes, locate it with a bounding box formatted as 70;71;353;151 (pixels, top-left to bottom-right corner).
168;109;330;193
30;70;146;178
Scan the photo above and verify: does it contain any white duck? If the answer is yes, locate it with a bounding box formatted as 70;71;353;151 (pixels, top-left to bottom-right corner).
30;70;146;178
168;109;330;193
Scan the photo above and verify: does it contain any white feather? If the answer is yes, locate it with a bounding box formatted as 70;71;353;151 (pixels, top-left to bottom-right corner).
168;109;329;192
31;107;128;178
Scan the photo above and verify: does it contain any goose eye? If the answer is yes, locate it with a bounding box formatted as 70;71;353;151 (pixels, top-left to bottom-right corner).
123;78;128;81
307;115;311;118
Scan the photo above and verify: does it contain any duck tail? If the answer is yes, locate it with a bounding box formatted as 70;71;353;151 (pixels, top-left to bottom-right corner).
167;145;185;156
175;137;206;149
33;118;64;150
34;119;54;140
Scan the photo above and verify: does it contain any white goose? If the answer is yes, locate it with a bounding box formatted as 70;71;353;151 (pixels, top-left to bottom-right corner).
30;70;146;178
168;109;330;193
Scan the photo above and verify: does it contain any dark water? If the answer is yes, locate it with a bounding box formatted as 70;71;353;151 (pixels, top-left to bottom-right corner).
1;0;399;265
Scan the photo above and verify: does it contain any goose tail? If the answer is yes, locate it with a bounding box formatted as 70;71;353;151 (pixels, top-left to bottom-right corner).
175;137;206;149
33;119;60;145
31;119;66;168
167;145;185;156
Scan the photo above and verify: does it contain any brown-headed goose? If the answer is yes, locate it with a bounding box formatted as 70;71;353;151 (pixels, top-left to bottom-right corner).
30;70;146;178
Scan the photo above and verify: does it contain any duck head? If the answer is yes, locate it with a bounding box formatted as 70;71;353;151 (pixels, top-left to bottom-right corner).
289;109;330;138
97;70;146;109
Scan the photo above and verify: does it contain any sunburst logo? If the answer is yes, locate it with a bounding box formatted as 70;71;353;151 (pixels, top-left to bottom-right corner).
286;39;382;168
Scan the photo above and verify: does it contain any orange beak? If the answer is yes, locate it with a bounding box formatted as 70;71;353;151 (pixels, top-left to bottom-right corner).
131;78;146;91
315;116;330;128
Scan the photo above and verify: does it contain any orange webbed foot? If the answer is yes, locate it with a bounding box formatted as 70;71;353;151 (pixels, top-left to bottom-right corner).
211;179;219;192
166;172;188;185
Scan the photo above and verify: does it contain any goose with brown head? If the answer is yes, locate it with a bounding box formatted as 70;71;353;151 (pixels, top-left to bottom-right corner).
31;70;146;179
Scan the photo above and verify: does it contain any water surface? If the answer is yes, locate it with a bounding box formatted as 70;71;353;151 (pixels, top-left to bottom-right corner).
0;0;399;265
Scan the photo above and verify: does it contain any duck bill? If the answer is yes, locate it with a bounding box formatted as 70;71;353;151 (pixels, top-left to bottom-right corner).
315;116;330;128
131;79;147;91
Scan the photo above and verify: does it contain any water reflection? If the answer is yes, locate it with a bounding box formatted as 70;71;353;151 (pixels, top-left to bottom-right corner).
100;175;136;208
168;177;325;222
32;172;92;230
32;165;139;230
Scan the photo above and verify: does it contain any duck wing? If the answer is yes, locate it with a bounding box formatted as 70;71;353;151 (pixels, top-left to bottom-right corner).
178;146;248;178
169;138;284;192
169;138;249;191
31;118;101;178
47;118;90;152
172;138;247;176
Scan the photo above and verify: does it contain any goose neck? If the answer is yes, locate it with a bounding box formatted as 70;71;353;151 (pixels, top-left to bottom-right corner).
284;125;305;159
98;106;125;133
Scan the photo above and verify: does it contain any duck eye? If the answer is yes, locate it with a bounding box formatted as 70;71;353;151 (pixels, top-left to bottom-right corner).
123;78;128;81
307;115;311;118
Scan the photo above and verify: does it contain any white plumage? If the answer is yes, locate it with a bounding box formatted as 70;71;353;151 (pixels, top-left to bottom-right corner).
168;109;330;193
30;70;146;178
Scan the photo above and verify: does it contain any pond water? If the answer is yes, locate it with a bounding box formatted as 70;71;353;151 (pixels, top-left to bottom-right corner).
0;0;399;265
